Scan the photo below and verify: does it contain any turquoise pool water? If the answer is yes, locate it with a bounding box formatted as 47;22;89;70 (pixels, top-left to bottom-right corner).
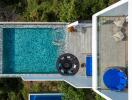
3;28;66;74
30;94;62;100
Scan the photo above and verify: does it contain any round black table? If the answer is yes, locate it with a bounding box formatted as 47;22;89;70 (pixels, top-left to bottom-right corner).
56;53;79;75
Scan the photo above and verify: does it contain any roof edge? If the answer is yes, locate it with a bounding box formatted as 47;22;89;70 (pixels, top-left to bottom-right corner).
93;0;128;17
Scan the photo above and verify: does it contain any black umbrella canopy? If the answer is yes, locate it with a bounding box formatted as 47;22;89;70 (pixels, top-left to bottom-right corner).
56;53;79;75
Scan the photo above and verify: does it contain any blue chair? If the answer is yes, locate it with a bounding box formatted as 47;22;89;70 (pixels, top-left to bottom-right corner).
86;55;92;76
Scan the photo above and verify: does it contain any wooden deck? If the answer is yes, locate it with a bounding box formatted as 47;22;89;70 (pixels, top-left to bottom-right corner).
98;16;128;89
64;23;92;76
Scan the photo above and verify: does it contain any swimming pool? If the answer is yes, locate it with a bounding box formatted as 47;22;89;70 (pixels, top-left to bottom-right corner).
30;94;62;100
3;28;66;74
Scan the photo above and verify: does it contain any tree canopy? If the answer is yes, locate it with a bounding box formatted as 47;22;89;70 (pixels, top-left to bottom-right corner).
0;78;24;93
0;0;119;22
58;82;96;100
0;78;24;100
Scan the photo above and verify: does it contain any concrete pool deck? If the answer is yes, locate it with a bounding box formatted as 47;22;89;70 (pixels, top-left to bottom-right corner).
65;23;92;76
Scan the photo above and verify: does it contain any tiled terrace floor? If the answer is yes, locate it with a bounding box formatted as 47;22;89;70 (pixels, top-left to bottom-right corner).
98;16;128;89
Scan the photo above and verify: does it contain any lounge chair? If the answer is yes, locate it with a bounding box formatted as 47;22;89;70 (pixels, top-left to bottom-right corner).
113;17;126;27
86;55;92;76
67;21;79;32
112;31;125;41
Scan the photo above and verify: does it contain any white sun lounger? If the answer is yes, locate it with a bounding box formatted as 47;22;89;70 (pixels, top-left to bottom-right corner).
112;31;125;42
113;17;126;27
67;21;79;28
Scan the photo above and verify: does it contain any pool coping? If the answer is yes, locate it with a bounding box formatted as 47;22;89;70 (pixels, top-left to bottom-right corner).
0;22;68;25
